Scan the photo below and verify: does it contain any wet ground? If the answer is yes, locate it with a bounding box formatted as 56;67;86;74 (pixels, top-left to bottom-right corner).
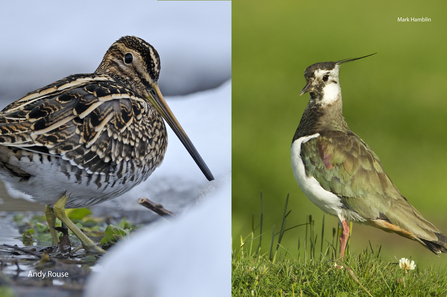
0;180;170;297
0;218;93;296
0;242;92;297
0;184;95;297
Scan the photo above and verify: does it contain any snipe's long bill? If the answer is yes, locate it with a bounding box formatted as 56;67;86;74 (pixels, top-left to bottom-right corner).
146;81;213;181
0;36;213;254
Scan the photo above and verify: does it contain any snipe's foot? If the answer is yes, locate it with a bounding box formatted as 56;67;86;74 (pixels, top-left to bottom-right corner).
47;194;105;254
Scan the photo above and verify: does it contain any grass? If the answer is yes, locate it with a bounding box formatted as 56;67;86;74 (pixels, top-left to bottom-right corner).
232;194;447;296
232;0;447;259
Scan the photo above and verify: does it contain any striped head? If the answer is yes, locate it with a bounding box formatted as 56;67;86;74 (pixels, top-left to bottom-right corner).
299;53;376;106
96;35;161;96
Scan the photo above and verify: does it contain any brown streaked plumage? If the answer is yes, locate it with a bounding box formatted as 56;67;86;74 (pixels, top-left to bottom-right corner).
0;36;213;254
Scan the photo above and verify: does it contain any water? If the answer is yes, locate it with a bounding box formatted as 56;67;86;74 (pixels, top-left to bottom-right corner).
0;185;92;296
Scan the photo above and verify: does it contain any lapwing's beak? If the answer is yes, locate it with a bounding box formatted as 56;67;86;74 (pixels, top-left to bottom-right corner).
300;81;312;96
337;52;377;65
146;82;214;181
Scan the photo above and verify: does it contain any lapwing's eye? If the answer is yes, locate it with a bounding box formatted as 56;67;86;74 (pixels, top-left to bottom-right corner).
323;74;329;82
124;53;133;64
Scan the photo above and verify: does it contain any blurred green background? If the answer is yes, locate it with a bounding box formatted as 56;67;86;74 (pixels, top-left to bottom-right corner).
233;0;447;268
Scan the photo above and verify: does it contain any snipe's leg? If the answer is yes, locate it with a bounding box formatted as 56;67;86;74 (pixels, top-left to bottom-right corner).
52;194;105;254
44;205;59;245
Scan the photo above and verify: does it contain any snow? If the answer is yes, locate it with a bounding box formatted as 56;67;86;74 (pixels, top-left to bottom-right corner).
0;0;231;100
0;2;231;294
84;174;231;297
97;80;231;217
82;81;231;297
0;0;231;217
3;79;231;220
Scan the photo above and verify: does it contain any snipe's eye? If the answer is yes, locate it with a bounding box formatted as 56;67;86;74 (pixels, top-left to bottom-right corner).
124;53;133;64
323;74;329;82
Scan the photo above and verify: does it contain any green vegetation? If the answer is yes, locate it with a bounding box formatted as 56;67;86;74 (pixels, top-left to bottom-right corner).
232;197;447;296
100;218;134;247
13;208;137;249
233;249;447;296
232;0;447;266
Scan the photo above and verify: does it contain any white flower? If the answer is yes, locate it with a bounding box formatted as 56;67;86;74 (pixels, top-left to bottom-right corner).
399;258;416;272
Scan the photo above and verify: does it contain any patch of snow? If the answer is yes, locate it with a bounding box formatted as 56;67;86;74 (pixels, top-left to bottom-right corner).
84;174;231;297
0;0;231;102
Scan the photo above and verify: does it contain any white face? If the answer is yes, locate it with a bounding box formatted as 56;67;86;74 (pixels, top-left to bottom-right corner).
314;65;341;106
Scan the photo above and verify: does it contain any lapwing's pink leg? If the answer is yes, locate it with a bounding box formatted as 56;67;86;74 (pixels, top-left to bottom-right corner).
339;220;350;258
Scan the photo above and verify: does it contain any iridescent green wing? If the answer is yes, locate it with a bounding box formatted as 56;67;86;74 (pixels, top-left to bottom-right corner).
300;130;439;237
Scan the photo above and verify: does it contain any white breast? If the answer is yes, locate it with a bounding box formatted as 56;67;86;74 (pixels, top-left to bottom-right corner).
291;133;344;217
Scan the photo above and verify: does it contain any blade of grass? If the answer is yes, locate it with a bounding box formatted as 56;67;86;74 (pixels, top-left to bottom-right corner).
256;191;264;256
320;215;325;261
275;194;290;254
269;225;275;261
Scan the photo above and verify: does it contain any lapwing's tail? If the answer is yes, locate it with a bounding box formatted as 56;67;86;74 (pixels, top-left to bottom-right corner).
367;212;447;254
419;232;447;254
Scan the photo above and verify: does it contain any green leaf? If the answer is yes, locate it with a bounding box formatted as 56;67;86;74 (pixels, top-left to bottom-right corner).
66;208;92;220
22;228;35;245
13;213;24;223
31;214;46;223
35;222;48;233
100;225;130;245
118;217;132;229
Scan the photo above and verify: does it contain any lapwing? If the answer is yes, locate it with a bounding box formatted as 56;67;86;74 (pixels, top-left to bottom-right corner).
291;54;447;258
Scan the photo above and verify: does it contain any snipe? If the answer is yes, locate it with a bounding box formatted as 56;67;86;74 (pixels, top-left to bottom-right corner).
0;36;213;254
